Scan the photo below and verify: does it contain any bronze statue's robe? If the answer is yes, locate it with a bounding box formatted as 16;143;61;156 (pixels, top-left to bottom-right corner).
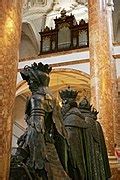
63;107;88;180
80;110;111;180
10;62;70;180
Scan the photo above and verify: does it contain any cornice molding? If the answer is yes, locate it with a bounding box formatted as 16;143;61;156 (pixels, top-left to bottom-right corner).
113;54;120;59
19;47;89;62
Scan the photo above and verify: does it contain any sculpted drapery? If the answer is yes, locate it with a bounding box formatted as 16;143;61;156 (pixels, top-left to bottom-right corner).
60;88;111;180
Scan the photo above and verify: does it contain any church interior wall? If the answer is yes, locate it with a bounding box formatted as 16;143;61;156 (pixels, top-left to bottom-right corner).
19;34;38;59
55;63;90;74
116;59;120;79
19;22;39;59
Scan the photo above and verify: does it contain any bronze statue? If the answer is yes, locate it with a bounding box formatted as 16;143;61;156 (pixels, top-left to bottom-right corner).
59;87;88;180
10;63;111;180
79;97;111;180
10;62;70;180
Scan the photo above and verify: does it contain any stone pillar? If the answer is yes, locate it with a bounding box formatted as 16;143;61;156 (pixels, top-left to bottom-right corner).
88;0;114;155
116;94;120;147
0;1;23;179
106;1;120;147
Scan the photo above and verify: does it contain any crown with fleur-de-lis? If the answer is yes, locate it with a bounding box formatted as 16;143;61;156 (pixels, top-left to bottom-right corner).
59;86;78;101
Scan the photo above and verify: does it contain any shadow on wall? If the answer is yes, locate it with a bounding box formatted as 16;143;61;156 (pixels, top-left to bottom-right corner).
19;22;39;59
115;19;120;42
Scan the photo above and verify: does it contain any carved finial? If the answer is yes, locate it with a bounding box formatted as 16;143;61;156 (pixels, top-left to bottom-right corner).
79;19;86;25
61;9;67;17
44;26;50;32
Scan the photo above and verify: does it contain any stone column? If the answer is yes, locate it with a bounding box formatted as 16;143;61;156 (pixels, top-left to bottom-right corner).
0;1;23;179
88;0;114;155
106;0;120;147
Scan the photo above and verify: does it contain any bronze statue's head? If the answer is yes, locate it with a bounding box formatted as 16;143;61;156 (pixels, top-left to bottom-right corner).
20;62;52;92
59;86;78;106
79;97;91;111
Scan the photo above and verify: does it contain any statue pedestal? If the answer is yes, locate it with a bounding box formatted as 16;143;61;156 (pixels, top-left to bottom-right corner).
109;156;120;179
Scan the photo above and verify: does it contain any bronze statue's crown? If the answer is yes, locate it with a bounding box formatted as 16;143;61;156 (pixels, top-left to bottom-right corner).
24;62;52;74
91;107;99;116
59;86;78;100
61;9;67;17
20;62;52;85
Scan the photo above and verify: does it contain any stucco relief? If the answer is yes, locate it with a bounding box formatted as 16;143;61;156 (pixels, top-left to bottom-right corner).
23;0;87;10
45;0;88;28
53;0;82;11
23;0;47;9
77;0;87;4
23;0;53;15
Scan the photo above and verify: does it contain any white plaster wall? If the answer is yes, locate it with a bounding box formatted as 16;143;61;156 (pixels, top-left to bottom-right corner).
17;50;90;84
13;96;27;128
18;51;89;69
12;96;27;147
17;72;22;84
56;63;90;75
113;45;120;55
116;59;120;78
12;136;18;148
12;124;25;147
19;34;38;59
